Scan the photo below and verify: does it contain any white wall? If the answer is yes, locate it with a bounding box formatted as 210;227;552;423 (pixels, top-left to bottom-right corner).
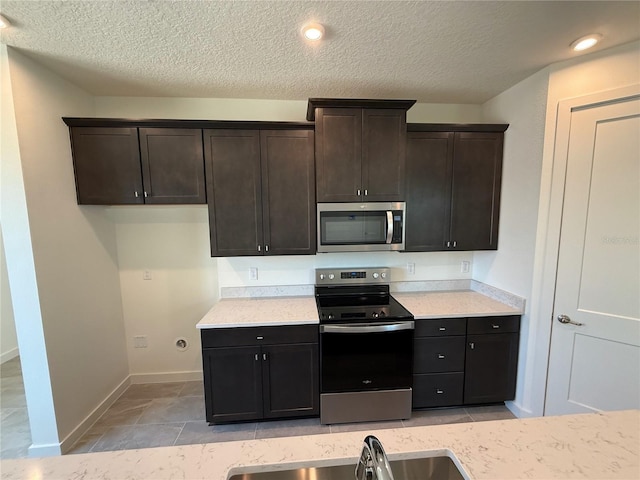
110;206;217;380
475;67;550;417
528;40;640;417
2;44;60;455
0;230;18;363
95;96;481;378
5;47;129;452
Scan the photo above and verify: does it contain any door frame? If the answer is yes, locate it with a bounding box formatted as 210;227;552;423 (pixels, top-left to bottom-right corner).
530;84;640;416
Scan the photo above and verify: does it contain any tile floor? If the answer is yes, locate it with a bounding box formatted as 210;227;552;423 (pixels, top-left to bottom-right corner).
0;356;516;458
1;357;31;459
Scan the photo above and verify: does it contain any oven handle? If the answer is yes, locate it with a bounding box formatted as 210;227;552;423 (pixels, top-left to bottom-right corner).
386;210;393;244
320;321;414;334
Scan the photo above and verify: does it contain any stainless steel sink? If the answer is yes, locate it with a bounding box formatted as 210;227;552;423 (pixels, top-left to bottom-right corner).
229;455;466;480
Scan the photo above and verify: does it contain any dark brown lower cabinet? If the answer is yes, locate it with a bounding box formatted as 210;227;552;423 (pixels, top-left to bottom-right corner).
463;316;520;404
201;325;319;424
413;318;466;408
412;315;520;409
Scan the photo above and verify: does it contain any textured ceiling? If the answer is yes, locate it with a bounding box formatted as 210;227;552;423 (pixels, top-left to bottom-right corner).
0;1;638;103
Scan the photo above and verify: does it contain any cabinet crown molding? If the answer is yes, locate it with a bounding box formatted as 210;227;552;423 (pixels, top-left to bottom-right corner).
306;98;417;121
62;117;314;130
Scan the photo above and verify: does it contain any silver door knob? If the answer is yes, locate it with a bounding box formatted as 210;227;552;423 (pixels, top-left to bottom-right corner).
557;314;584;326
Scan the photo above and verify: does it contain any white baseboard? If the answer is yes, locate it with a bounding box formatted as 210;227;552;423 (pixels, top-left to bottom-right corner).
129;370;203;384
28;443;62;458
0;347;19;364
59;375;131;454
506;400;535;418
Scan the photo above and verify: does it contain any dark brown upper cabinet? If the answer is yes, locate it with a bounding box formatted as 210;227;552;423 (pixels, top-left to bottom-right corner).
405;125;508;251
138;128;205;204
308;99;415;202
204;128;315;257
65;122;205;205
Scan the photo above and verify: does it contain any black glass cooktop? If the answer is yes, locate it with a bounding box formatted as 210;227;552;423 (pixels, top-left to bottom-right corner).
315;285;413;324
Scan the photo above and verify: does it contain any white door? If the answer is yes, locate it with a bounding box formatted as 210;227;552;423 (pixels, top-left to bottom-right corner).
545;92;640;416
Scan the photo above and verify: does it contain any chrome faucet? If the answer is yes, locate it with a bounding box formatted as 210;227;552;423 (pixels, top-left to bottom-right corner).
355;435;395;480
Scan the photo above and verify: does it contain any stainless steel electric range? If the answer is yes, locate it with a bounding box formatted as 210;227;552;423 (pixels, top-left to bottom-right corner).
315;267;414;424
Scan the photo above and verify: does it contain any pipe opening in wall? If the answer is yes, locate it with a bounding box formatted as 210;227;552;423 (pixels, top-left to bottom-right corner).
175;337;189;352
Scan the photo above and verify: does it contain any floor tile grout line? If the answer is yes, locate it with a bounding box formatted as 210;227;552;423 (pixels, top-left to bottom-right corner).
172;422;188;447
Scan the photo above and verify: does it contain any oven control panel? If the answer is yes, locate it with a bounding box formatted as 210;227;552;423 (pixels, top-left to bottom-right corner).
315;267;390;285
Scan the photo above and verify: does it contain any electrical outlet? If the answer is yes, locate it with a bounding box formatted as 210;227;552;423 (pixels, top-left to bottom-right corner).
249;267;258;280
461;261;471;273
143;270;152;280
407;263;415;274
133;335;148;348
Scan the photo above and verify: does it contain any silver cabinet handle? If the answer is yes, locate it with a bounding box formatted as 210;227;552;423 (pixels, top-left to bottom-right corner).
257;245;261;252
452;241;457;248
134;191;139;198
262;353;267;361
364;189;368;196
469;342;475;350
437;354;445;359
446;241;451;248
436;389;444;394
558;314;584;326
439;327;446;331
320;321;414;334
265;245;269;252
254;354;258;361
144;191;148;198
357;189;361;196
492;324;500;329
256;336;263;340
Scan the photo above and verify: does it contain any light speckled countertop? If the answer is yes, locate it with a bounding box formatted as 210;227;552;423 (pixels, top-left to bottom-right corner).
394;291;522;319
196;296;319;329
196;288;524;329
2;410;638;479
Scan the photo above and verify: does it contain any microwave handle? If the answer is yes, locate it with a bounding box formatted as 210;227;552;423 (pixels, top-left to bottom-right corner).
386;211;393;244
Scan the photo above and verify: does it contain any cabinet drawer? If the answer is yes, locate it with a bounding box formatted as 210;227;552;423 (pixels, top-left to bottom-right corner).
467;315;520;335
201;324;318;348
414;336;465;373
413;372;464;408
414;318;466;337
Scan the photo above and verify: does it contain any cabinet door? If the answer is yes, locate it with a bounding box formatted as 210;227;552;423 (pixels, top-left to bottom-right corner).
202;346;262;423
315;108;362;202
262;343;319;419
450;132;503;250
464;333;519;404
139;128;205;204
70;127;143;205
362;109;407;201
260;130;316;255
204;130;262;256
405;132;454;250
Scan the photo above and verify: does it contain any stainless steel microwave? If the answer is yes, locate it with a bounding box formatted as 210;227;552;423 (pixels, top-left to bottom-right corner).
317;202;406;253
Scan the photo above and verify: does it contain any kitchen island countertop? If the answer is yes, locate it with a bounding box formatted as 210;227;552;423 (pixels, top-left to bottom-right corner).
2;410;638;479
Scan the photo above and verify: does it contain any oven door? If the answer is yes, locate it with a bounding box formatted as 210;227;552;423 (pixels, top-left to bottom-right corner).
319;321;414;393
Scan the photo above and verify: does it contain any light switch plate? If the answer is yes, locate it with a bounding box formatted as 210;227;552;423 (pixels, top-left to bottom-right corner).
249;267;258;280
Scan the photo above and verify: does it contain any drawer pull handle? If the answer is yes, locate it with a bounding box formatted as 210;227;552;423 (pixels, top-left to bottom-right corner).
439;327;446;331
262;353;267;361
256;336;264;340
436;389;444;394
469;342;475;350
437;354;445;359
254;354;258;361
492;324;500;329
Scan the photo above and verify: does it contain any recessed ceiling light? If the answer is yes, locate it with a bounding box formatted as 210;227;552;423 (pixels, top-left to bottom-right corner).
301;23;325;41
571;34;603;52
0;14;10;29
